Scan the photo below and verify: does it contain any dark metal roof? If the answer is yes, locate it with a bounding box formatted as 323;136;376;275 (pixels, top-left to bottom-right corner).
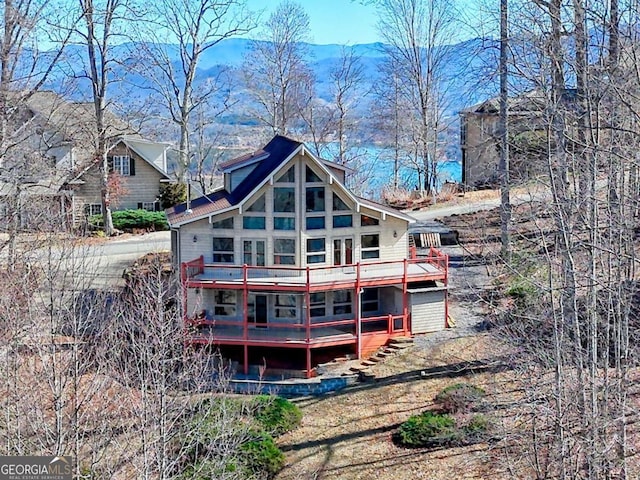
167;135;302;225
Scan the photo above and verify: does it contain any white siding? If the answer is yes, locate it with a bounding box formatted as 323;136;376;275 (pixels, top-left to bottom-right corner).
73;143;167;210
409;289;446;334
177;152;412;268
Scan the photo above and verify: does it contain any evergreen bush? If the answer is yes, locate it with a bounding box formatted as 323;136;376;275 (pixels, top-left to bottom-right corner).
89;209;168;231
395;411;458;447
434;383;486;413
253;395;302;437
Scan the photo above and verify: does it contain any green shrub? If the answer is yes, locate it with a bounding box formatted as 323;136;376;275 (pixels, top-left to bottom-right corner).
253;395;302;437
89;209;168;231
434;383;486;413
464;414;489;436
176;396;290;480
240;431;285;479
505;280;537;300
395;411;458;448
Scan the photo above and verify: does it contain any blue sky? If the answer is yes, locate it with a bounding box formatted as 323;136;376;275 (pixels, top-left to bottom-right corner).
245;0;380;45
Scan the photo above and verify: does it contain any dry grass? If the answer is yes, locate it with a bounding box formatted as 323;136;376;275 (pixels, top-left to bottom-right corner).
275;335;516;480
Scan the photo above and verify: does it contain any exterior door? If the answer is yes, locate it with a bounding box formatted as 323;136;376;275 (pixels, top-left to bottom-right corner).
248;293;268;327
333;237;353;266
243;239;266;266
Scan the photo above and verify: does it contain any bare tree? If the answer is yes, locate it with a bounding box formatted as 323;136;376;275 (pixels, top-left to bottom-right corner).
75;0;136;236
0;0;76;266
242;0;313;136
376;0;459;194
139;0;255;186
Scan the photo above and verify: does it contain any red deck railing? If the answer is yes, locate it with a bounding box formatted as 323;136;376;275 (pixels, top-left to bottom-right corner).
180;248;448;378
181;248;448;290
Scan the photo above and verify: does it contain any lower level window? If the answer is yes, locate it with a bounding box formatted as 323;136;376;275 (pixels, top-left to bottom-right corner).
86;203;102;216
214;290;237;316
333;290;352;315
362;288;379;313
275;294;297;318
310;292;326;317
138;201;159;212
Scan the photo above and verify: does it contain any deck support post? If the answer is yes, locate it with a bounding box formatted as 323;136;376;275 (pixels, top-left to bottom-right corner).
403;258;409;335
305;267;311;344
355;262;361;358
243;265;249;375
306;348;311;379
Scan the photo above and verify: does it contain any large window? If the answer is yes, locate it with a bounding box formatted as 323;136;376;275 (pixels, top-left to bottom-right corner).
310;292;326;317
306;187;325;212
274;238;295;265
212;217;233;229
214;290;237;316
333;214;352;228
361;234;380;259
244;194;266;229
275;295;297;318
138;201;159;212
112;155;131;176
306;216;325;230
333;290;352;315
85;203;102;216
274;217;295;230
306;238;326;264
212;237;234;263
274;187;295;212
243;216;266;229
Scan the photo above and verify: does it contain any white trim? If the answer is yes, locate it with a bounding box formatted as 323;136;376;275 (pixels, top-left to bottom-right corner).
119;138;171;178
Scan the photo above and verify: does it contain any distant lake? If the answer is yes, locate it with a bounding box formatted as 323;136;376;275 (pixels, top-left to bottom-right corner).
321;143;462;199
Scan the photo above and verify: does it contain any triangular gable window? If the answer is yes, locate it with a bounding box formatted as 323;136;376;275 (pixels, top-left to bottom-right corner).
276;165;295;183
333;193;349;211
305;165;322;183
246;194;265;212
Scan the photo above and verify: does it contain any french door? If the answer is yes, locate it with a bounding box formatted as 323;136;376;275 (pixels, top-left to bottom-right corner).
243;239;266;266
333;237;353;266
248;293;268;327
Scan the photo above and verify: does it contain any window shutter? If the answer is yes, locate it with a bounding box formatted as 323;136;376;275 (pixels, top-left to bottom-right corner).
107;156;114;173
84;204;90;215
129;157;136;176
137;202;143;210
154;202;161;212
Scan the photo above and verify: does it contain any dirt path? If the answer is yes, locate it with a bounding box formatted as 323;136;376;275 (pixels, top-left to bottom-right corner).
275;242;508;480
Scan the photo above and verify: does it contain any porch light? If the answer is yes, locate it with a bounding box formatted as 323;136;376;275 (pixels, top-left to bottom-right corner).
393;230;398;238
193;235;197;243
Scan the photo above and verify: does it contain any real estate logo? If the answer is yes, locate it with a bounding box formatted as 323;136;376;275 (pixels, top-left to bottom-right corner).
0;456;72;480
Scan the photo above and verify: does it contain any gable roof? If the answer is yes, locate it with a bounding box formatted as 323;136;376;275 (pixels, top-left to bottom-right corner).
166;135;414;227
